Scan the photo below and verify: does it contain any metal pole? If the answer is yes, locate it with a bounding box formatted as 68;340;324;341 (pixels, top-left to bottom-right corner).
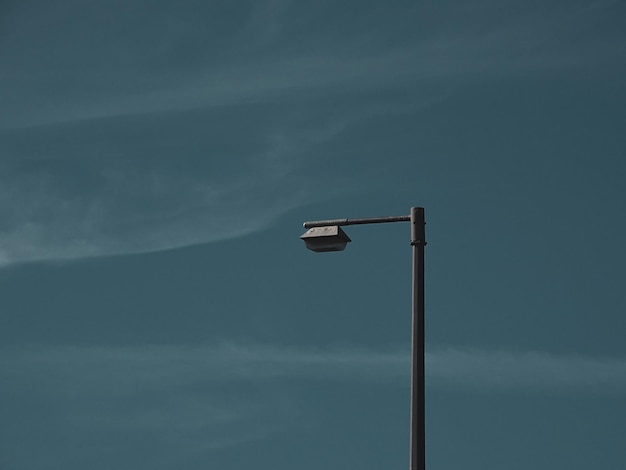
303;214;410;228
410;207;426;470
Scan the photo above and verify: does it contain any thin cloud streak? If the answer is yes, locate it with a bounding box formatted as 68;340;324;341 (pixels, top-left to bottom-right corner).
0;90;437;268
1;0;621;129
0;107;359;267
1;0;622;264
428;348;626;393
3;343;623;466
4;343;626;393
1;343;305;466
0;168;304;268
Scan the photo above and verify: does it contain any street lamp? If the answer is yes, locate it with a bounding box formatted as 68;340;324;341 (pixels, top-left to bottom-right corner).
300;207;426;470
300;225;351;252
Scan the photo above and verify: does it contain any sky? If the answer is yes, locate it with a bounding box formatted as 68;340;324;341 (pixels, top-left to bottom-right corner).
1;0;625;469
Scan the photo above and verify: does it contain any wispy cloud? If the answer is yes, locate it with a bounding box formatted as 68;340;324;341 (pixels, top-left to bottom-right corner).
1;0;622;129
0;106;360;267
0;154;304;267
1;342;302;469
428;347;626;393
1;0;622;267
0;85;441;268
4;343;626;393
3;342;624;467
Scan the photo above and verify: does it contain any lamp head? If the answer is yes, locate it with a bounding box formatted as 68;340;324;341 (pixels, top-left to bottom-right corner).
300;226;351;252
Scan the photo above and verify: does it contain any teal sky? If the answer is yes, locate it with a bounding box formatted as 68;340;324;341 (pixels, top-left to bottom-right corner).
1;1;625;469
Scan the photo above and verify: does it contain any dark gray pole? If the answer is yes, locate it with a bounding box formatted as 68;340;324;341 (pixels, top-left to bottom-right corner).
410;207;426;470
303;214;410;228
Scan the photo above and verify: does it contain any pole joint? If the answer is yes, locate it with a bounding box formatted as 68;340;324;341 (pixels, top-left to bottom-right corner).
410;207;426;247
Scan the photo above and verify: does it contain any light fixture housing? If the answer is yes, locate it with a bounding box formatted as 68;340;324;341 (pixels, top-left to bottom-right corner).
300;225;351;252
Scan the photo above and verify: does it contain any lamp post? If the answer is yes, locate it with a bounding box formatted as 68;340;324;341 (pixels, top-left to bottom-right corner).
300;207;426;470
